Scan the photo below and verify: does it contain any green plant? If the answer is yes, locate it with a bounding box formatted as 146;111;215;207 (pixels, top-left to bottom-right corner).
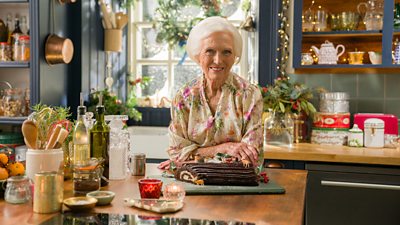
29;103;72;149
88;77;150;121
260;76;316;115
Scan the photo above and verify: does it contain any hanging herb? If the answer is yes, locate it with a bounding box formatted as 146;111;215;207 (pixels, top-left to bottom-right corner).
154;0;222;49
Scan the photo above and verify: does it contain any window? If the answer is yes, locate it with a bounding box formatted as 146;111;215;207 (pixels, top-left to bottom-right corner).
127;0;258;108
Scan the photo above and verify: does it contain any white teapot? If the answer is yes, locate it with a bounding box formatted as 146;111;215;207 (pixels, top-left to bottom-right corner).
311;40;345;64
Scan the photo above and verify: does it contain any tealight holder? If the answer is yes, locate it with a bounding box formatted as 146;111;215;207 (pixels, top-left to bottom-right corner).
138;178;163;199
162;182;186;201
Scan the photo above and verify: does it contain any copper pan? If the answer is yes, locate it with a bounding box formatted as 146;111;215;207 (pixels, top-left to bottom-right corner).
45;34;74;65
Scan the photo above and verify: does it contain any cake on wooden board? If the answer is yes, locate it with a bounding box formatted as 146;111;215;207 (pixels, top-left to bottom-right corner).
174;162;259;186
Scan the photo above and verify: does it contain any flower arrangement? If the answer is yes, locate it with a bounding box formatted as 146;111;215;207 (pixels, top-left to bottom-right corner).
260;76;316;115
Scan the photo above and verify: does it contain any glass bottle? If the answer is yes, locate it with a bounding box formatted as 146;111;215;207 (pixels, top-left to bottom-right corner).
11;17;22;49
6;14;13;44
73;93;90;166
90;94;110;186
20;16;28;35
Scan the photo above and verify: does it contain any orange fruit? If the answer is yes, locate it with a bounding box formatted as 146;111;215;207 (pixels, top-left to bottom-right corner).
0;153;8;166
0;167;8;180
7;162;25;176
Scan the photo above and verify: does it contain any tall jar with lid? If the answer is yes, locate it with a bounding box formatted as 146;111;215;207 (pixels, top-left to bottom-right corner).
12;33;21;61
3;88;23;117
19;35;29;62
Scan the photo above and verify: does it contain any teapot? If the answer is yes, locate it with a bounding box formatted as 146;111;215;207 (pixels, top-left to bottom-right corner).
357;0;383;30
311;40;345;64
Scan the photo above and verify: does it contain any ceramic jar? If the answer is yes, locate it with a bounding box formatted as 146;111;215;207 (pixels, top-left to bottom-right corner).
348;124;364;147
364;118;384;148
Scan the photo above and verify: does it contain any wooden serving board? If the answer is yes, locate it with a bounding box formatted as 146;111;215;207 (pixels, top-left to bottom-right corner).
150;175;285;195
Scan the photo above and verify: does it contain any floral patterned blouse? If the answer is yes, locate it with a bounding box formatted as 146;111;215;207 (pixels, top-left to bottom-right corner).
167;72;263;161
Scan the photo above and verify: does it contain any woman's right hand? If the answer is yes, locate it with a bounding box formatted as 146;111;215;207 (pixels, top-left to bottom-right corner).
219;142;259;165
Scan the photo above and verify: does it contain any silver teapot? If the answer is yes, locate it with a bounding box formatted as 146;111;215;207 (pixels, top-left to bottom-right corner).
311;40;345;64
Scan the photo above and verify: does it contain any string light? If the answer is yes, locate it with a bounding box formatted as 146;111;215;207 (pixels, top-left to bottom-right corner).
275;0;290;78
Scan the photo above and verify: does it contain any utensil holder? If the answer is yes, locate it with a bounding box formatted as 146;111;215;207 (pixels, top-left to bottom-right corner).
104;29;122;52
26;149;64;181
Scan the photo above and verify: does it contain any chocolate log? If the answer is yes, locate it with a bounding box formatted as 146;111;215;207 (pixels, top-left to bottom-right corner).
175;162;259;186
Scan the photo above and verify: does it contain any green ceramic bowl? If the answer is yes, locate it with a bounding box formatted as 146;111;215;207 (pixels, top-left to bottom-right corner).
86;190;115;205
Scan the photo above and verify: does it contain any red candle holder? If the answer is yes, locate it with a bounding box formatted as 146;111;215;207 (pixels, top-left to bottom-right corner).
138;178;163;199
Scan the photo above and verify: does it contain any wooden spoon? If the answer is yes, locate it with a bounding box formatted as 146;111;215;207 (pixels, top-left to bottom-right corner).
53;128;69;149
21;120;38;149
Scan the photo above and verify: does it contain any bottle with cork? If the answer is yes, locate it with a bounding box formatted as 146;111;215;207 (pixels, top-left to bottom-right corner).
73;93;90;166
89;93;110;186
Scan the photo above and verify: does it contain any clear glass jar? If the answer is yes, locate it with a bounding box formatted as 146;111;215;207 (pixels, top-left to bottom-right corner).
19;35;30;62
73;166;101;195
12;33;21;61
3;88;23;117
0;42;11;61
263;111;294;148
5;175;31;204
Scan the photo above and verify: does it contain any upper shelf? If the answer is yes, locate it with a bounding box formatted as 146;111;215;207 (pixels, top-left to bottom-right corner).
0;116;27;125
0;62;29;68
0;0;28;3
303;30;383;38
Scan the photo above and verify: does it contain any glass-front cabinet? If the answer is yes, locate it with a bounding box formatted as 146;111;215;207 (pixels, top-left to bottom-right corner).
293;0;400;68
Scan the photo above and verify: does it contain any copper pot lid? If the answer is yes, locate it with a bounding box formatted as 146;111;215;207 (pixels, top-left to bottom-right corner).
45;34;74;65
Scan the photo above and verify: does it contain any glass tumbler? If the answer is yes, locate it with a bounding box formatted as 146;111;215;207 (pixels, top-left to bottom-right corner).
138;178;163;199
5;175;31;204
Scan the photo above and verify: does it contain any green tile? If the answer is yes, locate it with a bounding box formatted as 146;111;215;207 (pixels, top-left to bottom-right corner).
304;74;331;92
331;74;357;98
385;74;400;98
358;74;384;98
384;99;400;118
288;74;306;84
348;99;358;114
357;99;384;113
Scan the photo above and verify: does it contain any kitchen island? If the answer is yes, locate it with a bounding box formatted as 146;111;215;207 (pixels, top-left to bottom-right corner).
0;164;307;225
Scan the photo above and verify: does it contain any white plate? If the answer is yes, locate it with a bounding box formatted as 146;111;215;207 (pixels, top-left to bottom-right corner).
124;198;183;213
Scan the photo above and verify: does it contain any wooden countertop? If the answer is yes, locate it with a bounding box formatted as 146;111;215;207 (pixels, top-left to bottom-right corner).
0;164;307;225
264;143;400;166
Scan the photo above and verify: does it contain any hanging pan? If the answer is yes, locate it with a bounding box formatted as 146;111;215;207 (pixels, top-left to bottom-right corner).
44;0;74;65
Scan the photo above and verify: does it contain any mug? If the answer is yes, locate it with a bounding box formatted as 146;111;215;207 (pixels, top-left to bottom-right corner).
348;51;365;64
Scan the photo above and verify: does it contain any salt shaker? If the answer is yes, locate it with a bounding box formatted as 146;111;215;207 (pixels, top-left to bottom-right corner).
130;153;146;176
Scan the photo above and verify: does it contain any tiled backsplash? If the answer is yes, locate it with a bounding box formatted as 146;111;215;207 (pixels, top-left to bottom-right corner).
289;73;400;131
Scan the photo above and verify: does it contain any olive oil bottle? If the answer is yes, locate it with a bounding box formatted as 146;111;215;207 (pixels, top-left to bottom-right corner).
90;94;110;186
73;93;90;166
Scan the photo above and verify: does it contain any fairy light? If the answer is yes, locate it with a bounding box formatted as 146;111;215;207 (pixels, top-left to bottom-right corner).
276;0;290;78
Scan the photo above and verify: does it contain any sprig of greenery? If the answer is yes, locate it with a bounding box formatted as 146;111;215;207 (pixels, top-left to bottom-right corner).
260;76;316;115
30;103;71;149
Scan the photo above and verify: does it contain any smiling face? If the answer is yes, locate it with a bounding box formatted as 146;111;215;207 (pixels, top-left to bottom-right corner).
197;31;236;84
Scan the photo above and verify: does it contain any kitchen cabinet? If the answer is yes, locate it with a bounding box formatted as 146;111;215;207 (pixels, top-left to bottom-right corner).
293;0;400;69
0;0;80;125
305;163;400;225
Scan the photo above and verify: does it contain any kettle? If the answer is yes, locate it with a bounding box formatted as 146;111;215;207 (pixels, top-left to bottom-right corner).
311;40;345;64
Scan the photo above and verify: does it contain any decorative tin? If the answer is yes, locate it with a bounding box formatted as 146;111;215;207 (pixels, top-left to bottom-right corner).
33;171;63;213
319;92;349;113
311;127;349;145
313;112;350;129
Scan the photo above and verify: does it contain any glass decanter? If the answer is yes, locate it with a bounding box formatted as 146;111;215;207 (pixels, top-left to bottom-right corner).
105;115;130;180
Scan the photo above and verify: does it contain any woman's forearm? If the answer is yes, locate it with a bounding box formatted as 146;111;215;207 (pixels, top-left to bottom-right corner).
196;144;227;158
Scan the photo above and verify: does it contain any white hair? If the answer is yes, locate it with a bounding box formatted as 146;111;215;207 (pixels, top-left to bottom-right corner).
186;16;243;64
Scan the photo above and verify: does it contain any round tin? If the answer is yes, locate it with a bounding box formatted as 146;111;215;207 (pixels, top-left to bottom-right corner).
319;92;349;113
311;127;349;145
130;153;146;176
313;112;350;129
33;171;63;213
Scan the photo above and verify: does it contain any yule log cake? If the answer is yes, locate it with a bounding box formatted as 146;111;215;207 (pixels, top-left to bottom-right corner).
175;162;259;186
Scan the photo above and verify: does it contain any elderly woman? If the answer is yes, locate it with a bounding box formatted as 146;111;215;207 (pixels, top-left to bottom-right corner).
159;16;263;169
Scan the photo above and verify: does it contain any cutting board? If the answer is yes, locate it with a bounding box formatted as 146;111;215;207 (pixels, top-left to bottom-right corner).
150;175;285;195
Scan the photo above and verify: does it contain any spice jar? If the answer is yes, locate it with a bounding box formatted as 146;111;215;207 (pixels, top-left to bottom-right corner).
73;164;102;195
129;153;146;176
19;35;30;62
3;88;23;117
0;42;11;61
5;175;31;204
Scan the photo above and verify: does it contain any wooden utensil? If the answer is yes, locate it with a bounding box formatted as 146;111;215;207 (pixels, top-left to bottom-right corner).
53;128;69;149
116;12;128;29
45;124;62;150
21;120;38;149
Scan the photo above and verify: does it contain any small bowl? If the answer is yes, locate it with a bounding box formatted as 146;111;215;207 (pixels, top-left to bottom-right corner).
63;196;97;211
86;190;115;205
